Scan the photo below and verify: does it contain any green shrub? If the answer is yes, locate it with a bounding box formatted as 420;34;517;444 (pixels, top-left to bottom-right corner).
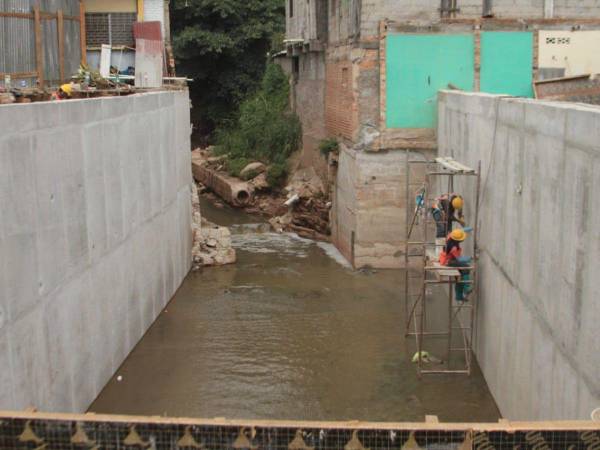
266;161;289;188
215;63;302;173
319;138;339;156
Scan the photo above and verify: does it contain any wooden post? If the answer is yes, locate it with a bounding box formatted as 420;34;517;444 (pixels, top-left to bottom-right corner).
57;9;65;82
33;3;44;87
79;0;87;66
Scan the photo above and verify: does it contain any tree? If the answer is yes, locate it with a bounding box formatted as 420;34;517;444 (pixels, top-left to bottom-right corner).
170;0;285;142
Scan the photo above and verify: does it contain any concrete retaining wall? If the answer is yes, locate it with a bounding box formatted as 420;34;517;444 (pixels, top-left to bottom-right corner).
0;91;193;413
438;91;600;420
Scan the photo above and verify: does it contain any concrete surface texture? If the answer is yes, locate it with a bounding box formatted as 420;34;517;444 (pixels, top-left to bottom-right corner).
0;91;193;413
438;90;600;420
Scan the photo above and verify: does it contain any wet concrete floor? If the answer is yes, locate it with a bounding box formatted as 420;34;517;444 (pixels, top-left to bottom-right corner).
89;198;500;422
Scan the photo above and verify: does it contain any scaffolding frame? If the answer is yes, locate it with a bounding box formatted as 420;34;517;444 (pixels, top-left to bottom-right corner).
403;153;481;376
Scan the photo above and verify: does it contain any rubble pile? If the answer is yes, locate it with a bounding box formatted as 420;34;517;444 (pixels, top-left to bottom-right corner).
191;148;332;242
270;167;331;241
191;184;236;269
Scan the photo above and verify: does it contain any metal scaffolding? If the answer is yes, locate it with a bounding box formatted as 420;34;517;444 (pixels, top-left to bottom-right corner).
403;154;481;376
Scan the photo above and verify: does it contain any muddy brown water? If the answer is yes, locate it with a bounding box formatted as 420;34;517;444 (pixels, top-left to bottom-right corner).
89;198;500;422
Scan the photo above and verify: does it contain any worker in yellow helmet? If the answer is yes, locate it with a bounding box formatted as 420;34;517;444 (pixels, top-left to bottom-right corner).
440;228;472;302
51;83;73;101
430;193;465;239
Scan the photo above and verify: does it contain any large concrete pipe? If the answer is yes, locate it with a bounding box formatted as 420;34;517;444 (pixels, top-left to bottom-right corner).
191;152;253;207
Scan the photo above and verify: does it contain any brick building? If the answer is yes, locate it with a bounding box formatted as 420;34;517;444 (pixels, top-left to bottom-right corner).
84;0;171;73
285;0;600;268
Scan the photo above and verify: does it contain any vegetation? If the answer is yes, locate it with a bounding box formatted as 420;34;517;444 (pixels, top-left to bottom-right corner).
319;138;339;157
266;162;289;188
171;0;286;140
215;63;301;187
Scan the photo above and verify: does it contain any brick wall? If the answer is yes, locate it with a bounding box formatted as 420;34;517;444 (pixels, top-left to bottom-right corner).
325;61;355;139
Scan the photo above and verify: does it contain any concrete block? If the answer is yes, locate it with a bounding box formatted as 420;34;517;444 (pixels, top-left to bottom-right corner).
87;259;117;396
36;225;69;299
59;98;103;126
0;134;36;236
32;130;67;229
565;104;600;152
160;108;177;208
524;101;567;139
3;232;39;319
147;111;163;218
134;92;160;114
498;98;526;129
10;307;51;410
102;95;134;120
120;117;142;238
61;128;90;277
83;123;109;263
0;102;37;135
102;121;125;249
108;242;133;371
48;277;95;413
159;91;175;108
0;330;15;409
134;114;154;224
34;101;63;130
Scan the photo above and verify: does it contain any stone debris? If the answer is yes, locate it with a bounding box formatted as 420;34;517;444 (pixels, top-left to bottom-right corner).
191;183;237;269
240;162;266;179
248;172;269;191
193;147;332;242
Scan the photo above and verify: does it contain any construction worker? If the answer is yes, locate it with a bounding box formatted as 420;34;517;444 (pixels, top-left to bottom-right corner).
431;194;465;239
440;229;472;302
51;83;72;101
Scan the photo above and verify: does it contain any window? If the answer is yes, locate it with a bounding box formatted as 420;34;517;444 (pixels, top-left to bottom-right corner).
289;0;294;17
85;13;136;47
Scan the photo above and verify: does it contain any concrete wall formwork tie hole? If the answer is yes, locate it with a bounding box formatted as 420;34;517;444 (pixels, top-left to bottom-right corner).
0;90;193;413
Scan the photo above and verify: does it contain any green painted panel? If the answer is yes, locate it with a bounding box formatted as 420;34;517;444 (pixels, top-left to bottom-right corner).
386;34;475;129
480;31;534;98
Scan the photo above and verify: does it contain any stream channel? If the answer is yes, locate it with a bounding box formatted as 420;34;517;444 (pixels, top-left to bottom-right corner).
89;198;500;423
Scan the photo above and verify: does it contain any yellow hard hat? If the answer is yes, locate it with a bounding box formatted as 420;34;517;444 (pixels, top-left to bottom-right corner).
60;83;73;96
452;196;464;210
450;229;467;242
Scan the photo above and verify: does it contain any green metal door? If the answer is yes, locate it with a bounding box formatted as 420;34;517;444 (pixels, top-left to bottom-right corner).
386;33;475;129
480;31;534;97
